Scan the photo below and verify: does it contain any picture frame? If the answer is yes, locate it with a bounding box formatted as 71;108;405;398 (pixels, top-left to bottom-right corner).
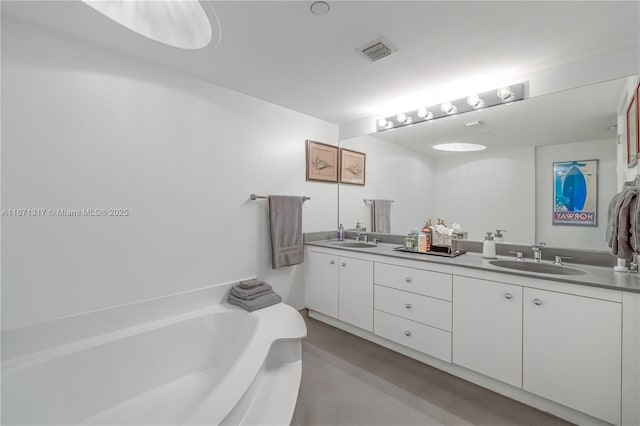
626;87;638;167
339;148;366;185
306;140;338;183
552;159;598;226
636;82;640;156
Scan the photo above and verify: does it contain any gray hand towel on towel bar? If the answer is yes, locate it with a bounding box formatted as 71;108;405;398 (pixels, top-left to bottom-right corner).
371;199;391;233
269;195;304;268
230;286;273;301
238;278;265;289
228;292;282;312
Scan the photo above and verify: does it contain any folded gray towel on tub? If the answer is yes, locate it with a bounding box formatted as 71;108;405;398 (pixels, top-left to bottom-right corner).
238;278;265;289
268;195;304;268
230;286;273;301
228;292;282;312
230;283;272;298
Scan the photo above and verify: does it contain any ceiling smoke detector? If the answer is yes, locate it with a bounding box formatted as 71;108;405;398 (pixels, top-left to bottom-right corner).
357;37;396;63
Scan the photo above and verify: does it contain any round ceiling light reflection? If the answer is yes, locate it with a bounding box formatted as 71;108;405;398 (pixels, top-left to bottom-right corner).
432;143;487;152
82;0;218;50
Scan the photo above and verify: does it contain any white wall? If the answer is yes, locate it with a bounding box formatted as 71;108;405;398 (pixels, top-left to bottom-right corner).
535;140;617;250
1;18;338;330
338;134;436;234
435;147;536;243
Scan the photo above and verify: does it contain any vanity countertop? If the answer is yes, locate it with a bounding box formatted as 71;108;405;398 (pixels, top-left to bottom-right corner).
305;240;640;294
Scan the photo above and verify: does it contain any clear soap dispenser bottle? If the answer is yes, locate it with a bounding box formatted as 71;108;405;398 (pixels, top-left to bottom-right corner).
482;232;497;259
337;223;345;241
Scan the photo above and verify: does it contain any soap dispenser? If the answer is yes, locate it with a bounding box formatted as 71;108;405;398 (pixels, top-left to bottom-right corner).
482;232;497;259
337;223;345;241
494;229;507;242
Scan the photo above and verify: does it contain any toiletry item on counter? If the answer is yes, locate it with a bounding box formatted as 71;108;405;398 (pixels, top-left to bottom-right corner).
482;232;497;259
421;220;433;251
495;229;507;242
418;232;428;253
337;223;345;241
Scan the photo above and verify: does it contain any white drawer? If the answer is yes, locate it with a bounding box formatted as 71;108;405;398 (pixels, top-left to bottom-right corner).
375;285;451;331
374;310;452;362
375;263;452;301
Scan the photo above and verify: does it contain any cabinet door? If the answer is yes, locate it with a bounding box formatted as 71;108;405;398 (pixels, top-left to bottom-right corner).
452;276;523;387
339;257;374;331
304;251;339;318
523;288;621;425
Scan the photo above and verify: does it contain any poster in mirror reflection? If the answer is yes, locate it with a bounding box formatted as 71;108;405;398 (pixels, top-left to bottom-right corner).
553;159;598;226
627;86;638;167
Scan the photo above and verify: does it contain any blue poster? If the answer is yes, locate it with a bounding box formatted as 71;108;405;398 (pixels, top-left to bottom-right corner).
553;160;598;226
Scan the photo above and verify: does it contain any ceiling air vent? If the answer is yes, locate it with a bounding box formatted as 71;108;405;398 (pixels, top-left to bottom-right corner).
357;37;396;63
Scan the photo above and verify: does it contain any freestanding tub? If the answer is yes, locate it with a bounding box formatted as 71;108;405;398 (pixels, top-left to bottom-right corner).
2;302;307;425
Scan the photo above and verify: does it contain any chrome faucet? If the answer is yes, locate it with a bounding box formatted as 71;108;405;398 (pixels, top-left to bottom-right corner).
354;222;367;242
531;242;546;263
553;255;571;266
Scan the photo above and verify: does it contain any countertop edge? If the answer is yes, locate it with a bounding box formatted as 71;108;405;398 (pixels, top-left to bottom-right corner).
305;241;640;294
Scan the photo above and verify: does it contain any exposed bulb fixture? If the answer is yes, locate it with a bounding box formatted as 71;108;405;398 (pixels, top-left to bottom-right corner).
417;107;433;120
375;83;524;132
441;102;457;115
467;94;484;109
432;143;487;152
497;87;515;102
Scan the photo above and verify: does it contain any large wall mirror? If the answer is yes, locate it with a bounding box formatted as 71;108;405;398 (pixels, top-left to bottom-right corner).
338;75;638;250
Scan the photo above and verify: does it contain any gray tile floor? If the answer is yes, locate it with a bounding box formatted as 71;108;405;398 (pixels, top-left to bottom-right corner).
291;312;572;426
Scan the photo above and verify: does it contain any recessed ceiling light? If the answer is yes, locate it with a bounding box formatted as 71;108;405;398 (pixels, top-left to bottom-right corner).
432;143;487;152
310;1;330;15
82;0;216;50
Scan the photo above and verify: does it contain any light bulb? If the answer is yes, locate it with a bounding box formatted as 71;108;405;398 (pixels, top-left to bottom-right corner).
405;117;413;125
396;113;407;123
467;95;484;109
417;107;433;119
441;102;457;115
385;121;394;129
377;118;388;127
497;87;514;102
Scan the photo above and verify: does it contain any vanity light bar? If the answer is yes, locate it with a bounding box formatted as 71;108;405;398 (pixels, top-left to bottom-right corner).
376;83;526;132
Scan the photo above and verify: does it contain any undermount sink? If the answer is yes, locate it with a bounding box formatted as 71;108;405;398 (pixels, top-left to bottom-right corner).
330;241;378;248
489;260;588;276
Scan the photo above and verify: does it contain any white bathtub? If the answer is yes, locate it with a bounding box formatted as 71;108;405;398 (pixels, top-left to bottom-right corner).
2;302;307;425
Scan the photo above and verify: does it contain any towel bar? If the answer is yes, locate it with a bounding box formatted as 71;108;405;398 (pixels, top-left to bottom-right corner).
364;198;394;203
250;194;310;202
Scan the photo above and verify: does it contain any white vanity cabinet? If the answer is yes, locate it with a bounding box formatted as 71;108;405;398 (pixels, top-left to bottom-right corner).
304;250;339;318
522;287;622;425
373;262;453;362
304;247;374;331
338;256;374;331
452;276;523;388
304;243;637;425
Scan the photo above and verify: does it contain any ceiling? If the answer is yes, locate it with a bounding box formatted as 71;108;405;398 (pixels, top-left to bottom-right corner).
2;1;639;125
367;77;627;157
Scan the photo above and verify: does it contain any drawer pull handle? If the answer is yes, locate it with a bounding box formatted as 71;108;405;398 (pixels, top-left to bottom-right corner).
504;293;512;300
405;303;412;309
404;331;411;337
329;260;335;265
533;299;542;306
341;262;346;267
405;277;412;283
